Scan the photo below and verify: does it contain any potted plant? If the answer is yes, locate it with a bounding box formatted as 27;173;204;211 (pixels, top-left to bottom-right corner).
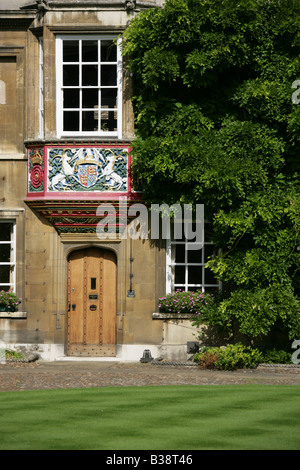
158;290;213;315
0;290;22;312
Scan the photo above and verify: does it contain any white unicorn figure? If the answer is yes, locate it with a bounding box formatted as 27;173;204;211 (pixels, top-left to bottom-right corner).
50;150;76;190
101;153;126;190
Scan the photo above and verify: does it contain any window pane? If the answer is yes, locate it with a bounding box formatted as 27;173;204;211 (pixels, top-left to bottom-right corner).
175;244;185;263
82;111;97;131
187;247;202;264
101;110;117;131
175;265;185;284
188;266;202;284
101;89;117;108
82;65;98;86
0;245;10;263
205;267;217;285
63;65;79;86
101;65;117;86
64;89;79;108
101;41;117;62
82;40;98;62
0;265;10;284
64;111;79;131
82;89;98;108
63;41;79;62
0;224;12;242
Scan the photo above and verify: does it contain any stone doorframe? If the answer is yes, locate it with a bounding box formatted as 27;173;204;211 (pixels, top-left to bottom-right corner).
60;234;126;355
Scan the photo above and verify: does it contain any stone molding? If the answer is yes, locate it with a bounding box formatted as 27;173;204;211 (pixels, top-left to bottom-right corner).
21;0;158;11
152;312;197;320
0;312;27;319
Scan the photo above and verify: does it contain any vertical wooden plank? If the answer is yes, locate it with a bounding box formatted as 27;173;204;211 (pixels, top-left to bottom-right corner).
85;248;101;345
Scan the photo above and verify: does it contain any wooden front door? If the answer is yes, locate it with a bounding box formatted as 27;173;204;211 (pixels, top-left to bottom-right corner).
67;248;117;357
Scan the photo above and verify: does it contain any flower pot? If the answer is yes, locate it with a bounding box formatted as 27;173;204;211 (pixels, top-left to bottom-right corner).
0;304;7;312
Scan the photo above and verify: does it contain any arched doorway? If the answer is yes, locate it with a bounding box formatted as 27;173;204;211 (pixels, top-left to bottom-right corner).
67;247;117;357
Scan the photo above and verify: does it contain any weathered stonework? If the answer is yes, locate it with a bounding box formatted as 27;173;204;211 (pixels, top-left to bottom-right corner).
0;0;196;362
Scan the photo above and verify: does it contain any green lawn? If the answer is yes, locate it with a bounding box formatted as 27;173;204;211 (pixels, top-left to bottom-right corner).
0;385;299;450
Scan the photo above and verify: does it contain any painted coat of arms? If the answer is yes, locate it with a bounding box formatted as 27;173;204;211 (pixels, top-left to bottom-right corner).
48;147;128;192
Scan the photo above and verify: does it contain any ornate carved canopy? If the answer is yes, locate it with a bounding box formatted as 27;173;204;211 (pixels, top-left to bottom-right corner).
25;144;142;234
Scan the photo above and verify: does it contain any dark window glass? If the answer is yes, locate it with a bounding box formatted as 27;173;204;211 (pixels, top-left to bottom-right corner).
188;266;202;284
82;65;98;86
101;65;117;86
82;41;98;62
82;111;97;132
64;111;79;131
0;224;11;242
101;110;117;131
101;89;117;108
101;41;117;62
187;247;202;264
0;245;10;263
175;265;185;284
82;89;98;108
63;41;79;62
175;244;185;263
63;65;79;86
205;268;217;285
0;266;10;285
91;278;96;290
64;89;79;109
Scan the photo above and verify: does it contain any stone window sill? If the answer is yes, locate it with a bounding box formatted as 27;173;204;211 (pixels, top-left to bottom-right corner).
0;311;27;319
152;312;196;320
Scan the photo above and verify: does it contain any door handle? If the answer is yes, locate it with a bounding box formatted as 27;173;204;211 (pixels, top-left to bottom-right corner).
72;304;76;311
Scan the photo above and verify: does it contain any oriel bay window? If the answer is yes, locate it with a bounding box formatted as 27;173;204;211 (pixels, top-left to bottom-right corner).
56;35;122;138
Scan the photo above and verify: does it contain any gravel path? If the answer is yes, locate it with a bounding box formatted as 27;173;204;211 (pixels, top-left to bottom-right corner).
0;360;300;391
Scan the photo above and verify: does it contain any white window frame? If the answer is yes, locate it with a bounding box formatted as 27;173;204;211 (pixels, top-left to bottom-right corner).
56;35;123;139
166;232;221;294
0;220;16;292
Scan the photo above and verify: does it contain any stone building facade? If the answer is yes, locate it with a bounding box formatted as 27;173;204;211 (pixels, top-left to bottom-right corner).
0;0;219;361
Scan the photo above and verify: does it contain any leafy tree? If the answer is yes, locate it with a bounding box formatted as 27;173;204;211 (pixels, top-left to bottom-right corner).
122;0;300;342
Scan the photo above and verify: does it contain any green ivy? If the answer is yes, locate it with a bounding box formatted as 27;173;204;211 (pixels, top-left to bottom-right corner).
122;0;300;341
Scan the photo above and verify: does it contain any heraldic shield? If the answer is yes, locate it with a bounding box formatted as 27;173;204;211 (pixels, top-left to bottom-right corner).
77;162;99;188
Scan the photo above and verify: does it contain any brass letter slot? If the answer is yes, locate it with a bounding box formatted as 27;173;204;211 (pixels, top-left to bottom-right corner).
89;294;98;300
